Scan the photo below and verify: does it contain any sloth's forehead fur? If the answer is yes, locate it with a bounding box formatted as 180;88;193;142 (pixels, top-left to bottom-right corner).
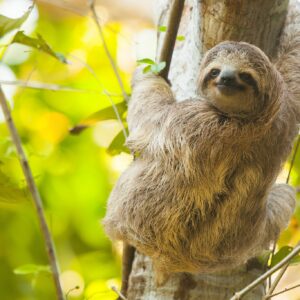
203;42;270;74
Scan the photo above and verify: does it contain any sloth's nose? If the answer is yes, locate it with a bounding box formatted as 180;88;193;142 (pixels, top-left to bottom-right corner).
219;69;236;85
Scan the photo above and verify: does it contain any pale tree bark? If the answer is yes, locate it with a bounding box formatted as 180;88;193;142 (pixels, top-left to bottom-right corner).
127;1;292;299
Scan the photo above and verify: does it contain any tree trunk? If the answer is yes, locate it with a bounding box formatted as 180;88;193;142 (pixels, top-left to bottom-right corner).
127;0;291;299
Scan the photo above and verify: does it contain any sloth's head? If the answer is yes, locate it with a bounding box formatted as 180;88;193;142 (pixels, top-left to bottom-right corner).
198;41;281;118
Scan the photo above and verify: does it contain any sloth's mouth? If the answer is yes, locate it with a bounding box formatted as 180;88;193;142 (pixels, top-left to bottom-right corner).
216;82;245;94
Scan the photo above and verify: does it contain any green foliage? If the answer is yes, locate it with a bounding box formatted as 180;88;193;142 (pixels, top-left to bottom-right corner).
12;31;67;63
270;246;300;267
107;128;130;156
0;3;127;299
158;25;167;32
137;58;155;65
0;2;298;300
176;35;185;41
158;26;185;41
14;264;51;275
0;6;32;37
0;170;29;204
137;58;166;75
70;101;127;134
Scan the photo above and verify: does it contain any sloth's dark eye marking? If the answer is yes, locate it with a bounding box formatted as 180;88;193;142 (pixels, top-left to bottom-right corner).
210;68;220;78
239;72;259;94
239;72;254;84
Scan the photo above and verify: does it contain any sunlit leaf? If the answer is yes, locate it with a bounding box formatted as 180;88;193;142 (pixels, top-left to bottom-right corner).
142;65;152;74
158;26;167;32
151;61;166;74
0;6;32;37
137;58;155;65
270;246;300;267
176;35;185;41
70;101;127;135
11;31;67;63
0;171;29;204
107;129;130;156
14;264;51;275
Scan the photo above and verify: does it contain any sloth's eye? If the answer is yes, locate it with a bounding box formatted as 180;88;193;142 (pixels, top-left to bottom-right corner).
210;68;220;78
239;72;254;84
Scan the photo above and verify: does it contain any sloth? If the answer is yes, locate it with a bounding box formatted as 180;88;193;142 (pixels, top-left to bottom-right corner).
103;40;299;283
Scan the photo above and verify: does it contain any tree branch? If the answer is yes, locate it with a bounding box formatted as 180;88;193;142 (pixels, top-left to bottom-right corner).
158;0;185;81
265;264;289;299
265;242;300;299
231;242;300;300
265;283;300;299
0;87;65;300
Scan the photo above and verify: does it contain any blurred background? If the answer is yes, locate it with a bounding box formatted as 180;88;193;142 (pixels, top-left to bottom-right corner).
0;0;299;299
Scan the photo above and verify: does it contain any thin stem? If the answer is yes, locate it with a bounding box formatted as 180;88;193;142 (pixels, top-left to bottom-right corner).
111;286;127;300
267;242;276;289
265;241;300;298
265;264;289;298
0;79;121;96
68;54;128;139
88;0;129;102
230;242;300;300
0;87;64;300
265;283;300;299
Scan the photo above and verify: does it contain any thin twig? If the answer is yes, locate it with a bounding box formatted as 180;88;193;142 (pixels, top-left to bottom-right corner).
230;242;300;300
68;54;128;139
111;286;127;300
265;241;300;299
267;242;277;290
0;79;121;96
66;286;80;299
286;135;300;184
0;87;64;300
265;283;300;299
88;0;129;102
265;264;289;299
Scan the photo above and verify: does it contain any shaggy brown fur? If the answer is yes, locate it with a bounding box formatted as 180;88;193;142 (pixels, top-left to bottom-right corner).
103;33;299;282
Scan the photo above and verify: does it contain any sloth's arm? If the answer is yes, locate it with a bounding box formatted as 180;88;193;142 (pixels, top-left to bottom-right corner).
264;184;296;242
127;72;174;141
127;72;210;156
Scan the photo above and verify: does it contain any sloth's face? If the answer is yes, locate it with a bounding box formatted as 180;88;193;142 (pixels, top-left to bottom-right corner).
198;42;270;118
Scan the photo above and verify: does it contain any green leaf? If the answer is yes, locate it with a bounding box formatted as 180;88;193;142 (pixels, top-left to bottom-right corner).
11;31;67;63
176;35;185;41
70;101;127;135
107;129;130;156
14;264;51;275
0;6;33;37
0;170;29;204
142;65;152;74
137;58;155;65
150;61;166;74
158;26;167;32
270;246;300;267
